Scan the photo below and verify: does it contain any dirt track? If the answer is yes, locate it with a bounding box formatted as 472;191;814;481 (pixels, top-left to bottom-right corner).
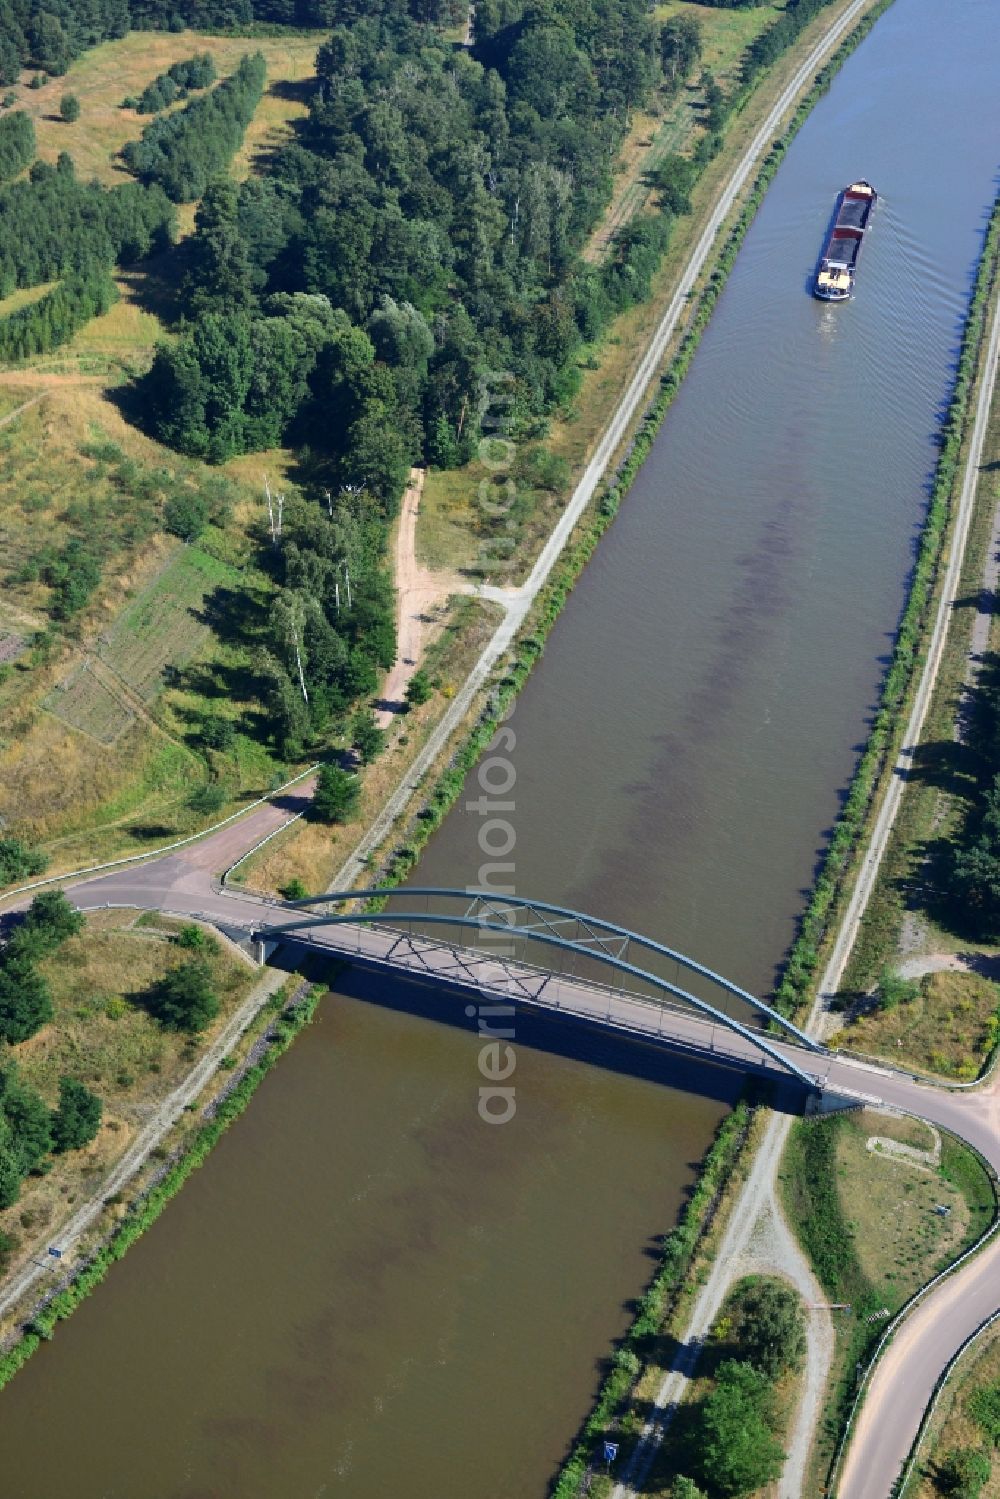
375;468;467;726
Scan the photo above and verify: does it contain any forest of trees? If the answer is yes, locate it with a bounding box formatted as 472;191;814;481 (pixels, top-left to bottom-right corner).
123;50;216;113
0;155;174;297
121;52;265;200
141;0;663;472
0;109;34;183
0;261;117;361
0;0;466;85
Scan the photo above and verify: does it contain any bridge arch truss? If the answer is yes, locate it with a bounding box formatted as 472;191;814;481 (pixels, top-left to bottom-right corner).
253;887;825;1091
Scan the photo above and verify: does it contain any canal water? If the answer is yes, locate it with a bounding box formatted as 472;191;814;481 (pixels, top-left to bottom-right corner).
3;1;1000;1493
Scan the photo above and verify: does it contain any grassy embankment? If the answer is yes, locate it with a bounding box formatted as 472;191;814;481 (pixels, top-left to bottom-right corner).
768;190;1000;1048
0;908;261;1332
781;1110;997;1494
0;961;328;1387
901;1325;1000;1498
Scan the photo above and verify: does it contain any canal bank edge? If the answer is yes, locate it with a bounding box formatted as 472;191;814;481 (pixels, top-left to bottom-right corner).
0;972;330;1394
550;1100;755;1498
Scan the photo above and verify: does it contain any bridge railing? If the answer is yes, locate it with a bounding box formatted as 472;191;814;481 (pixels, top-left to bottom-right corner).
254;907;826;1091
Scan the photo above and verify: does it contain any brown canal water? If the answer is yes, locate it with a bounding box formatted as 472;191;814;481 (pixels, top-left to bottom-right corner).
3;1;1000;1494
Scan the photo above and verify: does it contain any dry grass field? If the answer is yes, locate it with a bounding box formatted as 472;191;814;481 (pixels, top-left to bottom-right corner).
0;909;260;1291
836;969;1000;1080
0;381;286;869
11;29;322;191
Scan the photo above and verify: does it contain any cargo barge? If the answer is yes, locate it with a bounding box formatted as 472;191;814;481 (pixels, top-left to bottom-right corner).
813;180;877;301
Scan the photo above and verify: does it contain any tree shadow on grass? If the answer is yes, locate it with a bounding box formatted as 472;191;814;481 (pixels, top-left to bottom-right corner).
194;582;273;650
268;76;314;105
126;823;177;842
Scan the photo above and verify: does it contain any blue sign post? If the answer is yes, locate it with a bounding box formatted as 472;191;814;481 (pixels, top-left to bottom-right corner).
47;1246;62;1260
603;1441;619;1465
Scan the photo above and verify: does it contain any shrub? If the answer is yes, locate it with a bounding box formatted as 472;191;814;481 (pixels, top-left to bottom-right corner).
11;890;83;958
200;714;235;751
175;924;217;953
936;1448;991;1498
653;153;695;216
50;1078;102;1153
0;957;53;1044
163;490;208;540
405;669;433;709
311;764;361;824
877;966;920;1011
280;878;309;901
59;94;80;123
0;837;48;886
726;1279;806;1380
351;708;385;766
693;1360;784;1497
148;958;219;1033
188;783;225;815
969;1382;1000;1445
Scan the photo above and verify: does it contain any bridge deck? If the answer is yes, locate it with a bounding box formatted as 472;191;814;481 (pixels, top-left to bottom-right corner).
255;917;828;1089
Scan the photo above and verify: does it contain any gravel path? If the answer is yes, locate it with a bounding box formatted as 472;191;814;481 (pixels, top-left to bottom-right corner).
611;1113;833;1499
376;467;468;727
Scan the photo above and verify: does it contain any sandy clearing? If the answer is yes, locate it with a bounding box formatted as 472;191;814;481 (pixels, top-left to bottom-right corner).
375;467;470;727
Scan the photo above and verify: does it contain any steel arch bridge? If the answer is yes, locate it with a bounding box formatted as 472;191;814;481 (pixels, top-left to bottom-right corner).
252;887;826;1091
